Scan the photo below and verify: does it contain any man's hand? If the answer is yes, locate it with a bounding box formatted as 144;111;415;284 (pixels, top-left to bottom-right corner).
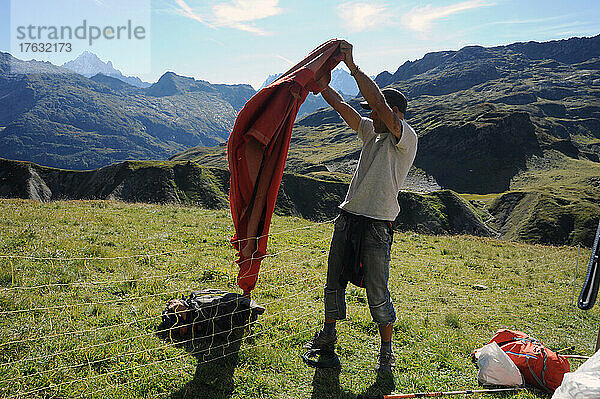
341;40;403;139
339;40;357;73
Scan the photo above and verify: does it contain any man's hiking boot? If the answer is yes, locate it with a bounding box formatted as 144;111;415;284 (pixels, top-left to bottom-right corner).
375;350;395;373
301;330;340;368
304;330;337;354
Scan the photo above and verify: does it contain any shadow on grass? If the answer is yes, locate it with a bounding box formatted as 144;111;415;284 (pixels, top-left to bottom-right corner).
162;330;245;399
156;291;266;398
359;370;396;398
310;366;353;399
310;367;395;399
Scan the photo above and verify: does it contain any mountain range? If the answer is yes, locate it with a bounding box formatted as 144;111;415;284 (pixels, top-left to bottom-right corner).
1;35;599;246
0;53;365;171
172;34;600;246
0;53;255;170
62;51;151;88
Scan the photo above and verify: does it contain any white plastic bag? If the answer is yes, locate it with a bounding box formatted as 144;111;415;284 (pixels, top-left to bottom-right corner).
476;342;524;387
553;350;600;398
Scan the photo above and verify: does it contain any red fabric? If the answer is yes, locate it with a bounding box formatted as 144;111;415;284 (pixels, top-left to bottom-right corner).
228;39;345;295
475;329;570;392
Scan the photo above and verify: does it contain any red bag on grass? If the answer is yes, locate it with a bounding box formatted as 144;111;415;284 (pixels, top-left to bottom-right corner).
474;329;570;393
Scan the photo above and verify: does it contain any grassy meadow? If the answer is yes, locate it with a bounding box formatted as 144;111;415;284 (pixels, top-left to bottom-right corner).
0;199;597;398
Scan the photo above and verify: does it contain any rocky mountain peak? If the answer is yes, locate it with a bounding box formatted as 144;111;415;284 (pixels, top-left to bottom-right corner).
62;51;150;88
330;68;359;97
147;72;207;97
260;73;281;89
63;51;115;75
376;34;600;89
259;67;358;97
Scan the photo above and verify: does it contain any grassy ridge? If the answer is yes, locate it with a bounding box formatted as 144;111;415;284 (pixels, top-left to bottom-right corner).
468;150;600;246
0;200;597;398
510;150;600;201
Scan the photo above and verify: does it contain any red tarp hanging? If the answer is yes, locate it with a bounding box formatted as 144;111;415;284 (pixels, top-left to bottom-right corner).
227;39;345;295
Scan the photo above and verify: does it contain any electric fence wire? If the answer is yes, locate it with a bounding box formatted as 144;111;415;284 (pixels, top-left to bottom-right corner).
1;291;323;385
0;260;326;368
82;317;328;399
1;216;590;397
0;251;328;350
0;240;327;316
0;216;336;264
0;223;334;398
5;307;323;399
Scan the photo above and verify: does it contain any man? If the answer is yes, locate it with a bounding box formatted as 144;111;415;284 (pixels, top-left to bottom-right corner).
304;40;418;372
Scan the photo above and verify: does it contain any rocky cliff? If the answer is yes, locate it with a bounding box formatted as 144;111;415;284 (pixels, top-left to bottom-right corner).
0;158;492;237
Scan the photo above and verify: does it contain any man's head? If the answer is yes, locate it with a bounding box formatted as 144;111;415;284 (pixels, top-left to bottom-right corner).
360;88;407;132
360;88;407;114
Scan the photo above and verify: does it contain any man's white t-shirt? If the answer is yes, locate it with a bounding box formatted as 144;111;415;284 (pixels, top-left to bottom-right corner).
339;117;418;221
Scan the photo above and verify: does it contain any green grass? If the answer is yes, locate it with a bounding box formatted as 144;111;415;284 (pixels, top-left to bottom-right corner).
0;199;597;398
481;150;600;246
510;150;600;201
458;194;501;202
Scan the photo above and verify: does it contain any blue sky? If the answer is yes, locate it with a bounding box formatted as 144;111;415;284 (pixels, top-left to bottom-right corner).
1;0;599;89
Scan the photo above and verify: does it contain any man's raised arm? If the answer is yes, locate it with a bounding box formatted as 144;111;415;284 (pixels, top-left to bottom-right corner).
340;41;403;139
321;86;361;132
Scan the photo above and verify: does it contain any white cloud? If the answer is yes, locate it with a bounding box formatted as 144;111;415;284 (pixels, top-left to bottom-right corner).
402;0;493;33
212;0;282;35
174;0;215;28
337;2;390;32
276;55;294;65
487;17;562;26
172;0;281;35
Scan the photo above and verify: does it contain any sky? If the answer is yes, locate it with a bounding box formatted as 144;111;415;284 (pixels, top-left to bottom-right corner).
1;0;599;89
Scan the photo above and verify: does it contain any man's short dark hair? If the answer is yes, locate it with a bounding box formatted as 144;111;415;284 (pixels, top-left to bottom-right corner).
360;88;407;114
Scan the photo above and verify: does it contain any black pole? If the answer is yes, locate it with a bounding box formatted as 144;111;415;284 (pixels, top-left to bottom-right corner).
578;220;600;310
